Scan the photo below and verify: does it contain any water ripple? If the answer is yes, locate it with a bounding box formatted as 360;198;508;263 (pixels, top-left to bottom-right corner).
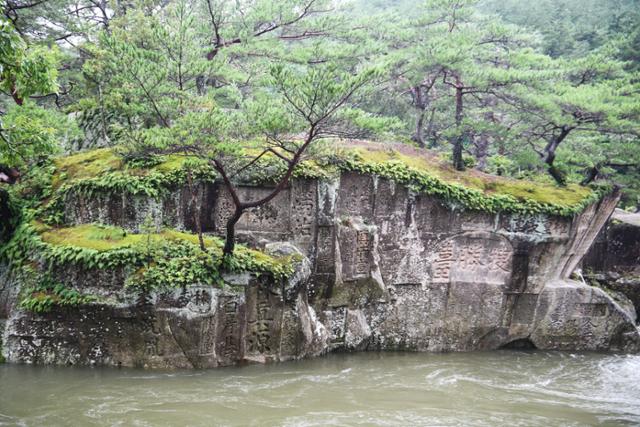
2;352;640;426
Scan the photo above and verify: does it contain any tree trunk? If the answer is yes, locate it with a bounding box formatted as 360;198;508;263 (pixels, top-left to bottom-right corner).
223;207;244;257
10;81;23;106
542;146;565;185
214;125;318;259
196;75;207;96
580;166;599;186
425;108;437;148
474;133;489;171
413;110;426;147
453;137;465;171
192;190;205;252
452;82;465;171
474;111;494;171
541;126;572;186
186;172;206;251
547;164;566;186
411;86;427;148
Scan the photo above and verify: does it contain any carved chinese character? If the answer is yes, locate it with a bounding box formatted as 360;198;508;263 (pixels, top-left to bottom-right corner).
223;334;237;357
187;288;211;314
292;192;315;236
459;242;485;269
433;240;454;280
508;215;540;234
488;247;511;272
355;231;371;274
248;320;272;353
256;289;273;320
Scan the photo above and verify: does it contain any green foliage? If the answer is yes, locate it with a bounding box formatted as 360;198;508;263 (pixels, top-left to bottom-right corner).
59;168;186;199
336;147;602;216
486;155;515;176
19;279;99;313
126;235;294;291
40;140;602;223
2;221;144;270
38;143;342;226
0;18;60;101
481;0;639;58
269;63;381;128
0;18;67;168
47;137;603;218
4;0;638;205
42;148;215;216
128;241;223;290
0;102;79;168
1;219;294;298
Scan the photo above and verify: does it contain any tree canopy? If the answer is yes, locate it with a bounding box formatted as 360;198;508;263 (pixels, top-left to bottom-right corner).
1;0;639;251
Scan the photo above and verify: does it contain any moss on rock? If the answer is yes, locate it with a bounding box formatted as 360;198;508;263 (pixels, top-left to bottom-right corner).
1;139;610;314
344;144;596;214
0;220;294;313
48;141;600;219
35;222;291;274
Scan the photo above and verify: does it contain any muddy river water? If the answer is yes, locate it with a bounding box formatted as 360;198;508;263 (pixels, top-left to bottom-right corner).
1;351;639;426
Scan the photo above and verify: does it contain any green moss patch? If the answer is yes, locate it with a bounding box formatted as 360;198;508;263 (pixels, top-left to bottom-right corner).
52;148;192;186
47;141;599;218
52;148;122;188
40;223;132;250
332;142;604;217
3;221;294;301
347;143;593;208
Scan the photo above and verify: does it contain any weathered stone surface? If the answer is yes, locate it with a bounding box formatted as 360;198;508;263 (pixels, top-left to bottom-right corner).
63;183;216;233
583;209;640;317
343;309;371;351
0;262;18;319
3;277;329;368
531;280;639;352
265;242;312;301
0;318;5;363
584;209;640;276
2;173;638;368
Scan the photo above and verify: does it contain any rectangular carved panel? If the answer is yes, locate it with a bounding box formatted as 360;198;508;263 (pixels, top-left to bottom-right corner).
337;172;374;218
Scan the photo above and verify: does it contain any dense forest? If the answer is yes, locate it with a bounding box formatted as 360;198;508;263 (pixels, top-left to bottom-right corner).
0;0;638;247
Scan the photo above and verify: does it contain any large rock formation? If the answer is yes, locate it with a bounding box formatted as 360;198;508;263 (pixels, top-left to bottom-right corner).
2;170;639;368
583;209;640;318
583;209;640;276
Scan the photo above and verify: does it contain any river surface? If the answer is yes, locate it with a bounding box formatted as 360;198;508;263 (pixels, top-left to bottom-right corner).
1;351;640;426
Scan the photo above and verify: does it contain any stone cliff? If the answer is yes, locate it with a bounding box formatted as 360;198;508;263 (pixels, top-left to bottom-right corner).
1;144;638;368
583;209;640;319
